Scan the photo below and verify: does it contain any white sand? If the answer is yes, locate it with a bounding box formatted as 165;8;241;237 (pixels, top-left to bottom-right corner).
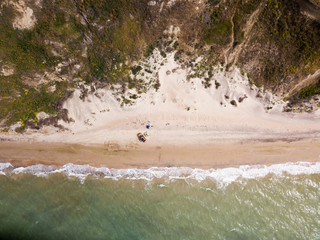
1;49;320;169
11;51;320;145
2;50;320;146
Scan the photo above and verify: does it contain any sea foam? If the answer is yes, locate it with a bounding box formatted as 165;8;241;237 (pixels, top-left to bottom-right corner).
0;163;13;175
0;162;320;184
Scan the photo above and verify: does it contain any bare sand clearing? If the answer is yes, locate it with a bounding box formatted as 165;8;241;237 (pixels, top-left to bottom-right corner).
1;51;320;168
1;138;320;169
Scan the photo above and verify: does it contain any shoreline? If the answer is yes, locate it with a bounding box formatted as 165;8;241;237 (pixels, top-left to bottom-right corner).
1;137;320;169
2;55;320;172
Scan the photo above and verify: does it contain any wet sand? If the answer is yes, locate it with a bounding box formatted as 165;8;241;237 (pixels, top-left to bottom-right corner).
1;138;320;169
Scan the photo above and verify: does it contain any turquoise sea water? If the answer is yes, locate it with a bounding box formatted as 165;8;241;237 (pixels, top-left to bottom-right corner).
0;164;320;239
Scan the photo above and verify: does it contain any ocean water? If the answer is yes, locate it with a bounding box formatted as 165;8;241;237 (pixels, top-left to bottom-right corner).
0;163;320;239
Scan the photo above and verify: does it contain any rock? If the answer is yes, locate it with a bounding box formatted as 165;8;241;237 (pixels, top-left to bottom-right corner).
230;100;237;107
238;95;248;103
10;1;37;30
0;64;15;76
147;1;156;6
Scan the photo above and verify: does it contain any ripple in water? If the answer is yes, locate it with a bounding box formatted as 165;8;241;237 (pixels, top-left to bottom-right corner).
0;164;319;239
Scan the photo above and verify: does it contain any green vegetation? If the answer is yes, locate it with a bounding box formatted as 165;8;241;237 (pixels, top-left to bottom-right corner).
120;96;133;107
1;0;320;129
0;3;74;129
215;80;221;89
297;80;320;99
202;78;211;88
260;0;320;83
145;45;155;58
232;0;261;47
131;65;142;75
0;7;61;73
207;0;221;6
71;0;152;84
173;41;179;49
160;51;167;58
0;0;153;129
174;50;183;62
202;0;320;89
204;19;232;45
112;14;143;56
0;80;70;129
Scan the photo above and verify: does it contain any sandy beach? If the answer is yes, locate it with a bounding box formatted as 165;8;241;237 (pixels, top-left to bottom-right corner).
1;53;320;169
1;138;320;169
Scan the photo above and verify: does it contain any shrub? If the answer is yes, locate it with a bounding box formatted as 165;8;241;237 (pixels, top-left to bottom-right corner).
215;80;221;89
145;45;155;57
160;51;167;58
173;41;179;49
131;65;142;75
0;81;70;128
204;19;232;45
298;80;320;99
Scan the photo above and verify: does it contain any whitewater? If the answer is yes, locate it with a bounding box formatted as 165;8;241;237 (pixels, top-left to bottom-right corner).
0;162;320;239
1;161;320;185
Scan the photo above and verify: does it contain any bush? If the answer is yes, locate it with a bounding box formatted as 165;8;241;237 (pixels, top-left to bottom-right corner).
145;45;155;57
215;80;221;89
204;19;232;45
173;41;179;49
174;50;183;61
298;80;320;99
131;65;142;75
160;51;167;58
0;81;70;128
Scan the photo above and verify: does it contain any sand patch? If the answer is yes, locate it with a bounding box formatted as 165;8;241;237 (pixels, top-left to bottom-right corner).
0;64;15;76
9;0;37;30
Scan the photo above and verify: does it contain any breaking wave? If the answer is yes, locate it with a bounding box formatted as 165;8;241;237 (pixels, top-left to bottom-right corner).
1;161;320;185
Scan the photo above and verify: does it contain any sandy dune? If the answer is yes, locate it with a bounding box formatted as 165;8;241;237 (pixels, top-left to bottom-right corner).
36;52;320;145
